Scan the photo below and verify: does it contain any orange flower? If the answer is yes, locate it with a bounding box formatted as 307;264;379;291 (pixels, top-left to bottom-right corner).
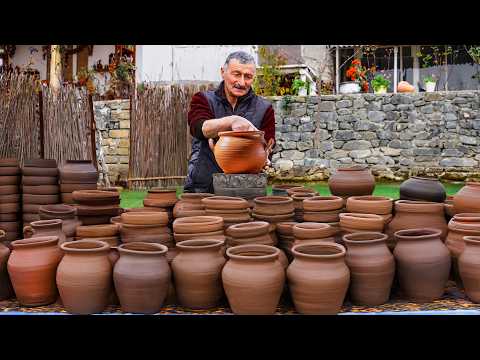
352;59;361;65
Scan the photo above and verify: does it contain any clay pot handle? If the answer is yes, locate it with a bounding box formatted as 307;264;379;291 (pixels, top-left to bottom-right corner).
208;138;216;152
23;225;34;238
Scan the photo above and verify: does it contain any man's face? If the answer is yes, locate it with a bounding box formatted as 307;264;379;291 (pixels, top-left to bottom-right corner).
221;59;256;98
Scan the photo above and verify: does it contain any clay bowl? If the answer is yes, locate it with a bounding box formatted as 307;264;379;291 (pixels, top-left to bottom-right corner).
287;187;318;197
226;221;270;239
276;222;300;237
22;167;59;177
76;224;119;238
303;210;342;223
346;196;393;215
339;213;384;232
293;222;337;240
173;216;224;234
202;196;250;210
121;212;169;226
252;212;295;223
253;196;294;216
23;159;57;168
72;190;120;205
0;185;19;195
303;196;344;212
174;230;225;243
0;166;20;176
22;176;58;186
38;204;76;218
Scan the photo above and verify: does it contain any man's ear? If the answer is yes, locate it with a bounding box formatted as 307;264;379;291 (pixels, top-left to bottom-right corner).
220;66;225;79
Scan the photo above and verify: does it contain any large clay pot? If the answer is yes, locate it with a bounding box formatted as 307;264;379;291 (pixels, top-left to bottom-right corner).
172;239;226;309
59;160;98;184
38;204;81;240
210;130;268;174
459;236;480;303
0;239;14;300
114;242;171;314
454;182;480;214
222;244;285;314
56;240;112;314
328;165;375;197
343;232;395;306
399;176;446;203
8;236;62;306
287;242;350;314
385;200;448;250
23;219;67;245
393;228;451;302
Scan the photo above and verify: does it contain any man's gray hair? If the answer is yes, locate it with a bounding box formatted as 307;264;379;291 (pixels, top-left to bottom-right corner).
223;51;256;69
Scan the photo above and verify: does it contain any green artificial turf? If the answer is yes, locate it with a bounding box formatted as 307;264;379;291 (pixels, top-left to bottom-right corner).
119;181;465;209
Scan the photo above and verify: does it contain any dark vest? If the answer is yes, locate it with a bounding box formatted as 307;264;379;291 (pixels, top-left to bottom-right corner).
184;82;271;193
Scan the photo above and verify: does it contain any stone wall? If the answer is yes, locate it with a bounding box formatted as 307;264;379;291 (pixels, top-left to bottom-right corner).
268;91;480;181
94;100;130;185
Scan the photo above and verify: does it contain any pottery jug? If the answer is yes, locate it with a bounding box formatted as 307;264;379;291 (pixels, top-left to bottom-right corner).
459;236;480;303
393;228;451;302
114;242;171;314
328;165;375;197
56;240;112;314
172;239;226;309
8;236;62;306
343;232;395;306
222;244;284;314
454;182;480;214
399;176;446;203
24;219;67;245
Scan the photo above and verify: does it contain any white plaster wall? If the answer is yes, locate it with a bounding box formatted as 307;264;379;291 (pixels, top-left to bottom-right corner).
11;45;47;80
136;45;173;82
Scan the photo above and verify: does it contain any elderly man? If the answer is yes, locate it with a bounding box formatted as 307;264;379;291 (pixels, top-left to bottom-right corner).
184;51;276;193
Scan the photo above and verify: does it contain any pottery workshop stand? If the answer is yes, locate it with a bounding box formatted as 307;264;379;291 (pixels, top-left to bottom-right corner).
212;173;267;200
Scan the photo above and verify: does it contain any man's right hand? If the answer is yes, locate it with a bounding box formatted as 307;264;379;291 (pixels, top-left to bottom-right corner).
230;116;258;132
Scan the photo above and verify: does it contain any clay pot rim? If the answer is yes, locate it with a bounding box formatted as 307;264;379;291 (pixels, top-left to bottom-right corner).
226;221;269;236
217;130;265;138
254;196;293;205
60;239;110;253
72;190;119;198
39;204;76;215
176;238;224;250
291;193;316;200
121;223;168;229
343;231;388;245
339;213;384;221
124;207;166;212
77;224;119;231
226;244;279;261
252;212;294;220
202;196;249;204
463;236;480;246
293;222;331;231
118;242;168;255
29;219;63;228
291;241;346;259
304;195;343;202
453;213;480;221
348;195;393;202
173;216;223;225
11;235;59;249
121;211;169;225
394;228;442;241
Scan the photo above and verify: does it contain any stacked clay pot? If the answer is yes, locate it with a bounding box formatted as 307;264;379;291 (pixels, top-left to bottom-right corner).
56;240;112;314
346;196;393;225
23;219;67;246
172;239;226;309
173;216;224;244
202;196;251;229
72;190;121;225
287;242;350;315
393;228;451;302
114;242;171;314
39;204;81;242
120;211;174;249
22;159;60;226
399;176;446;203
0;233;14;300
292;223;337;249
0;158;21;244
252;196;295;224
453;181;480;214
458;236;480;303
272;184;299;196
143;187;178;224
385;200;448;250
339;213;384;239
76;224;120;247
8;236;63;306
173;192;213;218
226;221;274;247
303;196;344;223
59;160;98;204
222;244;285;314
290;192;317;222
276;222;299;262
328;165;375;198
343;232;395;306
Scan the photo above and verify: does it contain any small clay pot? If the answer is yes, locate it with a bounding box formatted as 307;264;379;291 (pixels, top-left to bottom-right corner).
454;182;480;214
303;196;344;212
202;196;250;210
172;216;223;234
226;221;269;238
22;176;58;186
346;196;393;215
24;219;67;245
253;196;294;216
328;165;375;197
339;213;384;232
76;224;119;238
399;176;446;203
121;211;169;226
144;189;178;207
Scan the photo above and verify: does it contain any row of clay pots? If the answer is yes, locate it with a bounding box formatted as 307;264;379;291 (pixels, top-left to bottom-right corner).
59;160;98;204
202;196;252;229
0;159;21;244
72;190;121;225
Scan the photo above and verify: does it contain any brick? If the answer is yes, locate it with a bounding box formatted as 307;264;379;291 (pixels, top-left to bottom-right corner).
120;120;130;129
117;147;130;155
119;156;130;164
119;139;130;147
109;130;129;138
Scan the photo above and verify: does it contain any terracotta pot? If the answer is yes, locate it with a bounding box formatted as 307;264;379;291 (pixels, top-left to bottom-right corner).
24;219;67;245
38;204;80;236
174;209;207;218
272;184;299;196
0;176;21;186
22;193;60;205
76;224;119;238
23;159;57;168
80;236;120;247
397;80;415;93
276;222;300;237
253;196;294;216
287;187;318;197
252;212;294;223
0;166;20;176
173;216;224;234
22;176;58;186
172;239;226;309
56;240;111;314
287;242;349;314
346;196;393;215
293;222;337;240
303;210;343;223
59;183;97;193
124;207;166;213
23;185;60;195
0;240;14;300
114;242;170;313
121;211;169;226
173;194;212;217
59;160;98;184
202;196;250;210
386;200;448;249
121;223;173;245
339;213;384;233
454;182;480;214
343;232;395;306
75;204;120;216
222;244;284;314
303;196;344;212
174;231;224;243
145;188;178;207
210;130;268;174
399;176;446;203
72;190;120;205
328;165;375;197
8;236;62;306
459;236;480;303
0;185;19;195
22;167;59;177
227;221;273;247
393;228;451;302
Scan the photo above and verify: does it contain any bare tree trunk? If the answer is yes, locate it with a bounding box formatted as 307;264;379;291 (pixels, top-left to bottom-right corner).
49;45;62;91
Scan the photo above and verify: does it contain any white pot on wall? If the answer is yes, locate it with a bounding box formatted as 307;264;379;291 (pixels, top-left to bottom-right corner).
425;81;436;92
339;81;361;94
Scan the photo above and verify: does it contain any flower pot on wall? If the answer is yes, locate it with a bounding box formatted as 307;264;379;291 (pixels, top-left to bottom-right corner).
339;81;361;94
373;86;387;94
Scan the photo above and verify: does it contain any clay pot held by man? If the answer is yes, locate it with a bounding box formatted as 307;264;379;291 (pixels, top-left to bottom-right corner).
343;232;395;306
222;244;285;314
394;228;451;303
287;242;350;314
114;242;171;314
453;182;480;214
210;130;268;174
172;239;226;309
399;176;446;203
56;240;112;314
8;236;62;306
0;238;14;300
23;219;67;246
459;236;480;303
328;165;375;197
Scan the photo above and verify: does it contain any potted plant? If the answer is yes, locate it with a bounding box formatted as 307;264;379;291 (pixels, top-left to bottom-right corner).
291;76;309;96
423;75;437;92
371;74;390;94
340;59;368;94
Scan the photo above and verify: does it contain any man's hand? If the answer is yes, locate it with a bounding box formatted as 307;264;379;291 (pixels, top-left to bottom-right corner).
230;116;258;132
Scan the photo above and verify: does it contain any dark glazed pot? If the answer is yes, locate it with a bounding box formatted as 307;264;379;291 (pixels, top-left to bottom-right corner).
114;242;171;314
399;176;446;203
328;165;375;197
393;228;451;303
